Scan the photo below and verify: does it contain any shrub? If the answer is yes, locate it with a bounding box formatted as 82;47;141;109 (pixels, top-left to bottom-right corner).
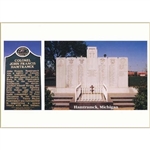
133;85;147;110
45;87;55;110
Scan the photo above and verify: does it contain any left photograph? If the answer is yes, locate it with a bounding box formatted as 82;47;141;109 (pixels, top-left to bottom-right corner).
4;41;41;110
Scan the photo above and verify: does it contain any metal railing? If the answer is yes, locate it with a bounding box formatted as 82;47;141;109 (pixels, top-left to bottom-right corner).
81;87;101;101
75;83;82;102
102;84;108;101
75;84;108;101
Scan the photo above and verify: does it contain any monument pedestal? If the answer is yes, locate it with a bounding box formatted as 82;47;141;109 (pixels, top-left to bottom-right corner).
108;87;131;93
56;88;75;93
48;87;138;95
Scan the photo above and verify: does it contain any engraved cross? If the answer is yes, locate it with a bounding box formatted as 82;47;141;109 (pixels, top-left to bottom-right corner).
90;85;94;94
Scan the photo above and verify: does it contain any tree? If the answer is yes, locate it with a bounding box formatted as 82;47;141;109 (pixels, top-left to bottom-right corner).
45;87;55;110
133;77;147;110
45;41;87;74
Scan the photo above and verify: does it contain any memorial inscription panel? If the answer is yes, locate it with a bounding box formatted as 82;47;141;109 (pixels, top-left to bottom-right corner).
108;58;118;87
118;57;128;87
98;58;108;86
56;47;129;94
56;58;66;88
77;57;86;86
5;47;41;110
66;58;77;88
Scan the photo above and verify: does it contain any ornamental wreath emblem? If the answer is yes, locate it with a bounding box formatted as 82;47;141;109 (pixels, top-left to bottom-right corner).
16;46;30;57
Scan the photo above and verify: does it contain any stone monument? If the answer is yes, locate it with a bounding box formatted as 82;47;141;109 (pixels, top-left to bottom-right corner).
56;47;129;94
5;46;41;110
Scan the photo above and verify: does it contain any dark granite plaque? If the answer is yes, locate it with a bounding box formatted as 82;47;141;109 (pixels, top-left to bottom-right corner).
5;46;41;110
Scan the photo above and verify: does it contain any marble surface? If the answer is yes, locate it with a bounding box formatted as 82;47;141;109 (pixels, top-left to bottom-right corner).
56;47;129;93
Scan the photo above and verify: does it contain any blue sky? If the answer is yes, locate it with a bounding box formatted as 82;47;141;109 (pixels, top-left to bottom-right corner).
4;41;41;57
4;41;147;72
86;41;147;72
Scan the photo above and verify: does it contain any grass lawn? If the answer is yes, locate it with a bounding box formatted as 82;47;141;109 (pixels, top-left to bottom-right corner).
128;76;147;87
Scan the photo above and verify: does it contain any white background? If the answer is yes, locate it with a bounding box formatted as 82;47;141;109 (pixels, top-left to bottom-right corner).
1;0;150;150
1;23;149;128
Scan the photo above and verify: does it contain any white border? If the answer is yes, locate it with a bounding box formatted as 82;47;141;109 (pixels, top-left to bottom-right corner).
1;23;149;127
1;1;150;22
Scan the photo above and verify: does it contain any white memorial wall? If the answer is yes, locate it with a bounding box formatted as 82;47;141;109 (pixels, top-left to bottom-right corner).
56;47;128;93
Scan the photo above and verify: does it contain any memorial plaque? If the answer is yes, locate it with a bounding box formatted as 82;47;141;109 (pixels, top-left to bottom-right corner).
5;46;41;110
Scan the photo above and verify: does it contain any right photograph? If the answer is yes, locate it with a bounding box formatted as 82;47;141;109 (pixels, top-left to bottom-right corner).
44;41;147;110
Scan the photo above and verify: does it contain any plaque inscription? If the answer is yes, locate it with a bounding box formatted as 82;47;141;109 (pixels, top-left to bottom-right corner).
5;46;41;110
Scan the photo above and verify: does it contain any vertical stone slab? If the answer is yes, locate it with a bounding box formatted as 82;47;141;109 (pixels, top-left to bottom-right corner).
86;47;98;87
98;57;108;86
66;58;77;88
77;57;86;86
55;46;130;94
87;47;98;58
56;58;66;88
108;57;118;87
118;57;128;87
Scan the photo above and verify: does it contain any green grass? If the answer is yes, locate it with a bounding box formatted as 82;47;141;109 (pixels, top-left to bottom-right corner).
128;76;147;87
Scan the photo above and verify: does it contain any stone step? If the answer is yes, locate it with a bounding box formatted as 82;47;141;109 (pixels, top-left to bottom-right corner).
54;103;69;107
52;94;73;108
53;96;73;99
78;100;106;102
113;99;134;102
54;93;74;96
111;97;135;99
113;103;134;107
53;100;71;103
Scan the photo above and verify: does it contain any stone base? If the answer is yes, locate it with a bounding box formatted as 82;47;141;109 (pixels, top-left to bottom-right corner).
47;87;138;95
108;87;138;93
56;88;75;93
48;87;75;93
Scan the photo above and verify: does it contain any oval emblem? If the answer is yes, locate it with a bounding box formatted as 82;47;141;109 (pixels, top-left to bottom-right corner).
16;47;29;57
